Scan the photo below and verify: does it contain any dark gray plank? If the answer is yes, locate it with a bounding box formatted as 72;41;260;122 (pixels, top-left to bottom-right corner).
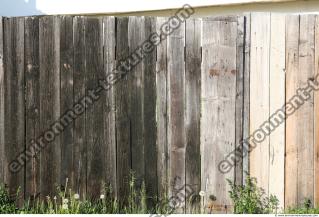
155;17;168;201
85;17;105;200
115;17;131;205
143;17;157;208
103;16;117;197
39;16;61;198
128;16;145;190
4;17;25;204
235;16;245;186
73;16;87;198
0;16;4;185
185;18;201;213
167;19;186;213
25;16;40;200
60;16;74;190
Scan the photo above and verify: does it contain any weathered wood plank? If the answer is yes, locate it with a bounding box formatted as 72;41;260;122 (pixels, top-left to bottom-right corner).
242;13;251;184
297;14;315;204
314;14;319;208
60;16;74;190
73;16;87;198
115;17;131;205
143;17;158;208
128;16;145;189
235;16;244;186
103;16;117;197
201;18;238;210
285;14;300;208
39;16;61;198
185;18;201;213
156;17;168;201
0;16;4;185
269;13;286;208
3;17;25;203
249;12;270;196
25;16;40;200
85;17;105;200
167;18;186;213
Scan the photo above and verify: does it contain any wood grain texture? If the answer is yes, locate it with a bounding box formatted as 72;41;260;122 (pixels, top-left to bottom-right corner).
128;16;145;189
235;16;245;186
285;14;300;208
3;17;25;203
60;16;74;189
201;17;237;209
269;13;286;208
143;17;158;208
115;17;131;204
103;16;117;197
314;14;319;207
39;16;61;198
297;14;314;204
167;19;186;213
242;14;251;183
85;17;105;200
24;16;40;200
156;17;168;201
0;16;4;185
73;16;87;197
185;18;201;213
249;12;270;196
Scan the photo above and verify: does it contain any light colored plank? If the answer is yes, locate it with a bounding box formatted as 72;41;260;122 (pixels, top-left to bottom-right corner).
285;14;299;208
269;13;286;209
185;17;201;213
297;14;315;204
249;12;270;196
167;19;186;213
201;17;237;210
156;17;168;201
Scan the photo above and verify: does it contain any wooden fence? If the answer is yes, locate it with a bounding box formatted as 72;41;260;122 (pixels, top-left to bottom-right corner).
0;13;318;212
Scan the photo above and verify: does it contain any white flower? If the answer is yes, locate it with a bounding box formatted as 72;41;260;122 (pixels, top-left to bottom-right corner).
100;194;105;199
53;196;57;200
63;198;69;204
74;194;80;200
199;191;206;197
62;204;68;210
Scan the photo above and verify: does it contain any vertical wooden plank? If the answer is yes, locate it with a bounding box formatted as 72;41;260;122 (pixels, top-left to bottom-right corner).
314;15;319;208
285;15;300;208
242;14;251;183
167;19;186;213
297;14;315;204
201;17;238;210
39;16;61;198
3;17;25;202
249;12;270;196
128;16;145;189
73;16;87;197
185;18;201;213
269;13;286;208
115;17;131;205
156;17;168;201
25;16;40;200
0;16;4;185
143;17;158;208
235;16;245;186
85;17;105;199
103;16;117;197
60;16;74;189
